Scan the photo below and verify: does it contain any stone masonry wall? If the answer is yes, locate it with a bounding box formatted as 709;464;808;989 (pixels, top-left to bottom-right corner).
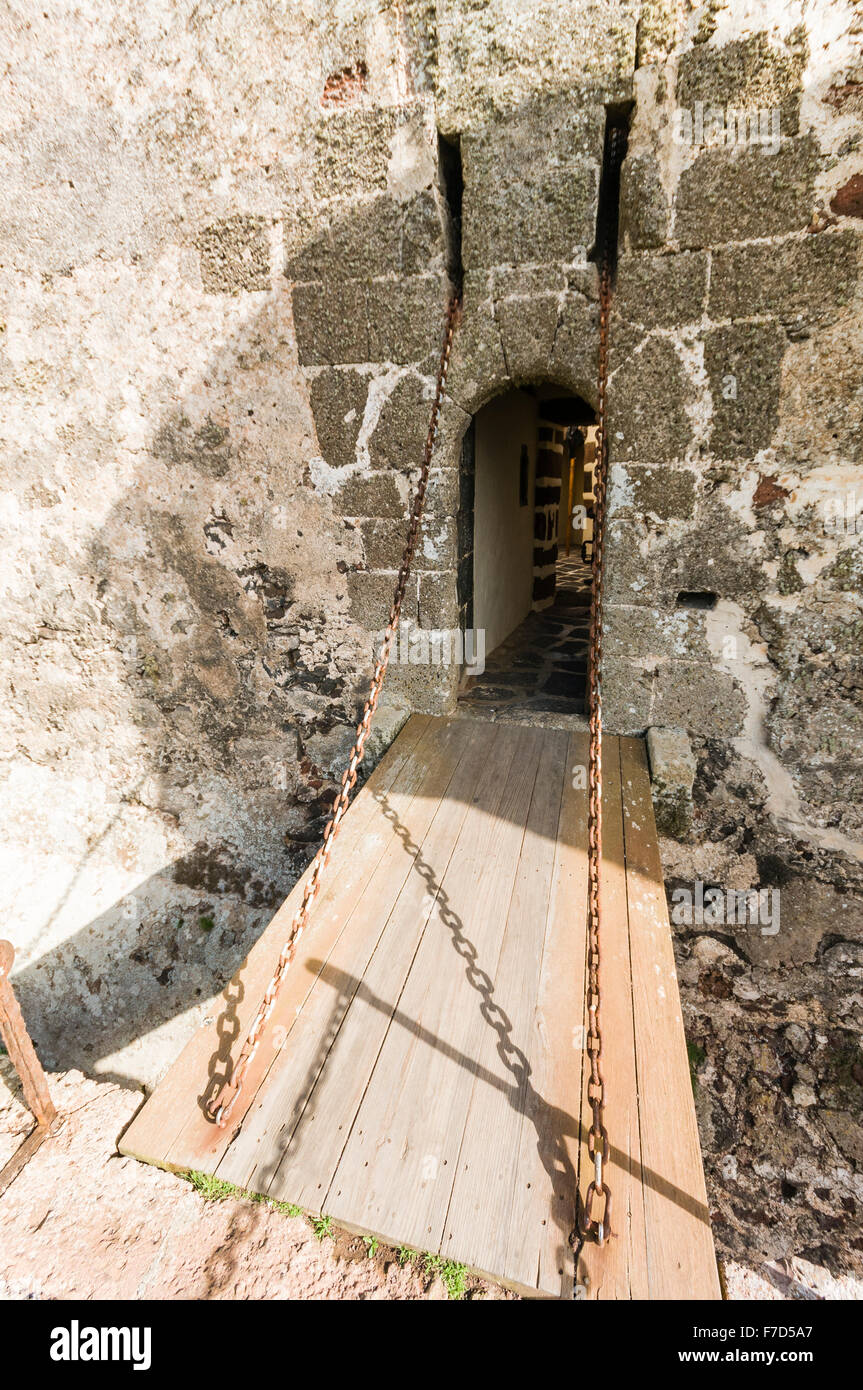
1;0;862;1280
606;0;863;1276
0;0;637;1086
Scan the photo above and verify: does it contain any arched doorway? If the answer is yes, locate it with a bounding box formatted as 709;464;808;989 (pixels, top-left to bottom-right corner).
456;385;597;721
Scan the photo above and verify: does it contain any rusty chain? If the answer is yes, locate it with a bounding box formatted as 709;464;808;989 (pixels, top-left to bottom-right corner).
580;125;624;1247
207;291;461;1128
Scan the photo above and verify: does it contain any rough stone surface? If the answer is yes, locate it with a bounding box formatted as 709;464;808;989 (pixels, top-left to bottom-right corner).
647;725;698;836
616;250;708;328
609;336;695;464
675;33;806;137
709;230;860;326
1;0;862;1291
674;138;820;248
197;217;271;295
703;322;788;458
461;98;603;268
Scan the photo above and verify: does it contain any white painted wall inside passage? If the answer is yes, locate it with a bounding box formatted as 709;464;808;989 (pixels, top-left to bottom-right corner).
473;390;537;656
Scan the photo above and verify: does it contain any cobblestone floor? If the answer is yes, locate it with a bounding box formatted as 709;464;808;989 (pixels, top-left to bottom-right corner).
458;554;591;727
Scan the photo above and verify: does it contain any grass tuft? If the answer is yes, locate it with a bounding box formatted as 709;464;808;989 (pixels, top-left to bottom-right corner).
423;1253;469;1300
184;1171;302;1219
311;1213;334;1241
185;1171;239;1202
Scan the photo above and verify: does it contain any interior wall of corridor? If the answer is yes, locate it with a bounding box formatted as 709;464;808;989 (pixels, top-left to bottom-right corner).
472;390;538;657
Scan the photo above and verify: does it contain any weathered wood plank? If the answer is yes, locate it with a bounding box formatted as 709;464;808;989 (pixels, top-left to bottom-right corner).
439;727;568;1293
225;717;500;1201
503;730;589;1297
321;723;543;1256
576;736;649;1300
120;714;435;1169
618;737;720;1301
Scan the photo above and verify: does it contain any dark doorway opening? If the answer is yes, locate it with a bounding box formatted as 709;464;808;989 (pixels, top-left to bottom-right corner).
456;385;596;724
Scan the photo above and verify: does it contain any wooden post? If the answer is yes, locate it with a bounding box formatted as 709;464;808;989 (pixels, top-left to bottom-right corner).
0;940;56;1128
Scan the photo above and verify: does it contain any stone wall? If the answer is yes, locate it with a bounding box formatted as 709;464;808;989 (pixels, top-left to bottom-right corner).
0;0;638;1086
607;0;863;1277
1;0;861;1278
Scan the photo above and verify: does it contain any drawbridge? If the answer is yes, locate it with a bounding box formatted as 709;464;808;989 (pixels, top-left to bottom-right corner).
121;714;720;1300
122;123;718;1299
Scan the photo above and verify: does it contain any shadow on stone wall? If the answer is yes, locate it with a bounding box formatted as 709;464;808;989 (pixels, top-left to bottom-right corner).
13;110;609;1086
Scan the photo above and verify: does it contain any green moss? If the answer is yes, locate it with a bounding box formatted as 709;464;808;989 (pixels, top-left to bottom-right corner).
688;1041;707;1094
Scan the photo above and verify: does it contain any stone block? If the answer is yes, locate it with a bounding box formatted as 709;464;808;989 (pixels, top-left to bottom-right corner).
446;291;510;413
675;137;819;248
313;107;398;198
402;189;446;274
616;250;708;328
619;151;670;249
708;230;860;325
608;337;694;464
661;505;767;602
495;294;558;383
347;570;403;629
369;373;429;474
360;518;407;569
367;275;446;363
548;295;600;398
416;516;456;571
604;517;663;606
604;605;709;662
287;196;402;281
651;662;746;737
357;515;454;576
286;190;445;283
435;395;473;472
675;33;805;138
609;462;697;521
602;656;655;734
646;725;697;836
292;281;368;366
382;652;457;715
334;471;404;518
703;321;786;458
418;571;459;628
309;368;368;469
461;98;603;268
197;216;270;294
423;467;459;519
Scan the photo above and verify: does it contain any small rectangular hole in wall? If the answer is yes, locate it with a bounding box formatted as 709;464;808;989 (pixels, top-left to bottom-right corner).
589;103;632;274
437;131;463;294
676;591;718;610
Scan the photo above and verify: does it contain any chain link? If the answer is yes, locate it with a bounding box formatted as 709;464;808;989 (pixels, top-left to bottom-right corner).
207;292;461;1129
580;126;623;1245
